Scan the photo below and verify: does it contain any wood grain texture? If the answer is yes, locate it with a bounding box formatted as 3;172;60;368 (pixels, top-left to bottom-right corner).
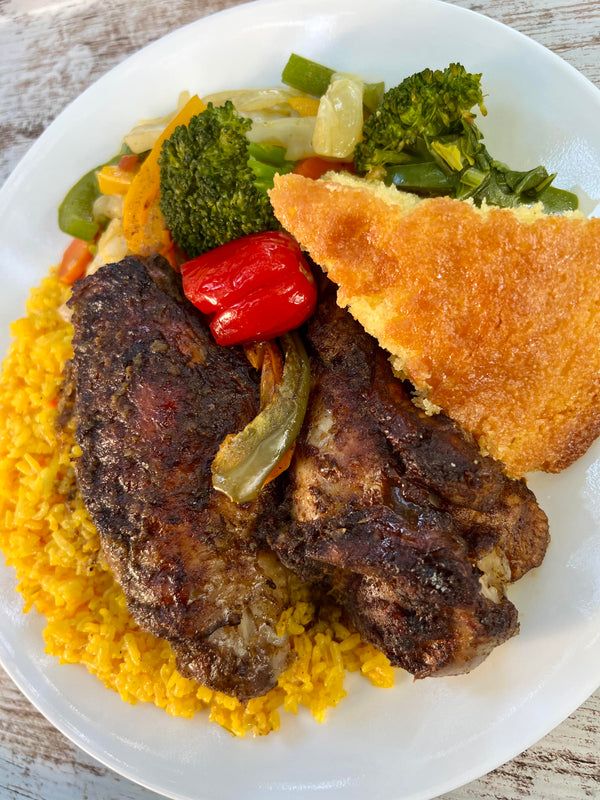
1;1;599;799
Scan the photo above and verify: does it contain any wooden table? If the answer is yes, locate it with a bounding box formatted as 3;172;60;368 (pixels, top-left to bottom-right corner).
1;0;599;797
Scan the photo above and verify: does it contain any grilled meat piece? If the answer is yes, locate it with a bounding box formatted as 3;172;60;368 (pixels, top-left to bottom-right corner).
68;255;291;700
270;285;549;677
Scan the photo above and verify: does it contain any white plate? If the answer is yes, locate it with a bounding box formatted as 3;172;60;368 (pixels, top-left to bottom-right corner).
1;1;600;798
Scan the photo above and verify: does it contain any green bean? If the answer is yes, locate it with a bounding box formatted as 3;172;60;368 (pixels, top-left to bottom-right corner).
538;186;579;213
385;162;456;194
281;53;384;112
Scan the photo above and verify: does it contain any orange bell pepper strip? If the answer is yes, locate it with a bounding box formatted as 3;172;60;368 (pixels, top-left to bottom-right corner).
287;95;320;117
123;95;206;256
57;238;93;285
259;342;284;407
97;164;138;196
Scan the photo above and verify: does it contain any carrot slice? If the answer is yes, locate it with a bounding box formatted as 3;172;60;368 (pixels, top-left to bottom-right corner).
294;157;354;180
57;238;92;285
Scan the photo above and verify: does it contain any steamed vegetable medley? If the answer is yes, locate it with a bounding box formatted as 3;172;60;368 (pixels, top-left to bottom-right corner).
56;53;579;502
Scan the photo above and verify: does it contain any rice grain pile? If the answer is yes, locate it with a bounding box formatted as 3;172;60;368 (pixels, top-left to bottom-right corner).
0;273;394;736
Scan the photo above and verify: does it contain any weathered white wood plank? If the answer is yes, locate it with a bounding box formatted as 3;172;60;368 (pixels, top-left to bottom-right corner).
0;665;160;799
0;1;599;799
454;0;600;86
2;0;600;186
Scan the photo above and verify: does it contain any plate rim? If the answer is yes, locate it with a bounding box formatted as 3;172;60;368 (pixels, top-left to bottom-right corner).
1;1;600;799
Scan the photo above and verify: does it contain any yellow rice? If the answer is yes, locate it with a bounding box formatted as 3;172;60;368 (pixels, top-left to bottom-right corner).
0;273;395;737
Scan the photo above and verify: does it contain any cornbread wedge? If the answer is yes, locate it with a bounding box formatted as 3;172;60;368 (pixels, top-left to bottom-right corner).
269;173;600;476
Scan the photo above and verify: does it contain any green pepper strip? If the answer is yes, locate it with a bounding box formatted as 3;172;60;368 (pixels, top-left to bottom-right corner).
58;147;134;242
212;333;311;504
58;166;103;241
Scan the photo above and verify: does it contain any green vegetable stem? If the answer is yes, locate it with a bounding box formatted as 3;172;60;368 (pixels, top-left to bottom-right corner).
247;142;295;194
211;333;311;504
281;53;385;112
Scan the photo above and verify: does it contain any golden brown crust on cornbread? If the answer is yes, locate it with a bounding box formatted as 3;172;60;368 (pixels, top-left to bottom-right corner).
269;173;600;476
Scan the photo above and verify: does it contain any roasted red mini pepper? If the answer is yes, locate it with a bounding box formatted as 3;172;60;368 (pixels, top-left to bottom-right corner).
181;231;317;345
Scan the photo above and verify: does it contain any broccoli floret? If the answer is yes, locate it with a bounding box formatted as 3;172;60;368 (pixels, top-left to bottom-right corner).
159;102;293;256
354;63;577;213
354;63;485;174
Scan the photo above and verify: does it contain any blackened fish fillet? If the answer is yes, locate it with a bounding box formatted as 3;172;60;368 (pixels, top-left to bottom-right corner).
68;255;290;700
